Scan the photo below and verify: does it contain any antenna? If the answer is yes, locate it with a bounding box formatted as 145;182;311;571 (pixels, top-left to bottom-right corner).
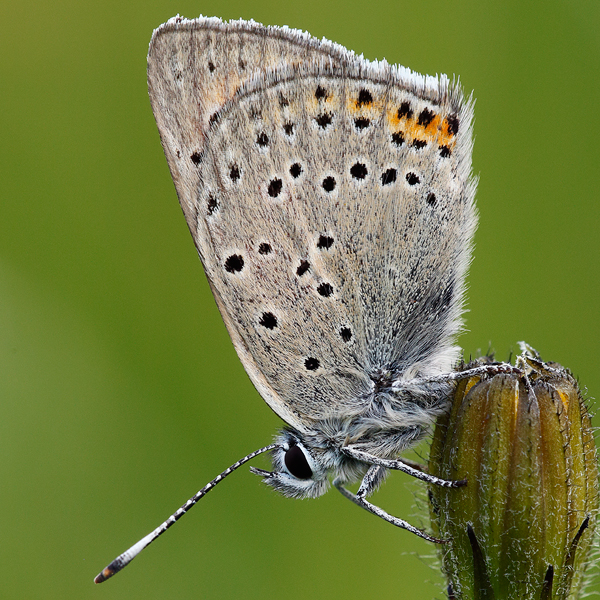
94;443;278;583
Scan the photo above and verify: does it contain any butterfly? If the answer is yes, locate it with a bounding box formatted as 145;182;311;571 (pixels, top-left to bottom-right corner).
95;15;511;584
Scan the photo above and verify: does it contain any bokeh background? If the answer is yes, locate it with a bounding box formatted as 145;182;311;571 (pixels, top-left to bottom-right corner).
2;0;599;598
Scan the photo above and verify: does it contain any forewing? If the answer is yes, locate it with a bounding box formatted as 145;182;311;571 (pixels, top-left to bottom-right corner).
147;16;351;239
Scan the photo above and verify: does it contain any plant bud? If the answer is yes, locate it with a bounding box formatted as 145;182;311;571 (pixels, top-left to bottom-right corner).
429;348;598;599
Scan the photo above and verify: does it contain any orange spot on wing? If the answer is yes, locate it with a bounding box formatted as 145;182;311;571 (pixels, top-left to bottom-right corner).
438;117;458;146
386;106;404;129
423;114;441;135
347;97;383;114
387;104;458;151
403;114;440;143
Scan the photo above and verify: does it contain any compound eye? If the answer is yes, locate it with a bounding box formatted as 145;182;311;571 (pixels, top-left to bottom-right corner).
284;445;313;480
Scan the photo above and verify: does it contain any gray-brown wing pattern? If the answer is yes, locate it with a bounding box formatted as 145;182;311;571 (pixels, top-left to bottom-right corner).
148;17;476;428
147;17;351;240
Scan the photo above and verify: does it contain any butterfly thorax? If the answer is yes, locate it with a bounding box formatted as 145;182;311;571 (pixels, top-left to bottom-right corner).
253;373;454;499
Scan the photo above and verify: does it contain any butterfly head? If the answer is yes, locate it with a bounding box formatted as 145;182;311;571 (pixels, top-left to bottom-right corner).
250;429;335;499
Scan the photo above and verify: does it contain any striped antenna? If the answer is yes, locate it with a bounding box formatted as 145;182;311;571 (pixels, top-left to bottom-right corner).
94;443;278;583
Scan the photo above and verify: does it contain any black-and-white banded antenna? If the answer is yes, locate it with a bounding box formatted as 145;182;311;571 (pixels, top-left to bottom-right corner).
94;443;278;583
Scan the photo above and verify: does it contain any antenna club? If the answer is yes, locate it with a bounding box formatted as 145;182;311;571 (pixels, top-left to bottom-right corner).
94;566;115;584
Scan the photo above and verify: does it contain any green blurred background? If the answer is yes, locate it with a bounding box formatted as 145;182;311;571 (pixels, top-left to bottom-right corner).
2;0;599;598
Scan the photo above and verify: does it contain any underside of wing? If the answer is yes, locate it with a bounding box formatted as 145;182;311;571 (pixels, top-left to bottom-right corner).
148;17;477;429
147;16;353;240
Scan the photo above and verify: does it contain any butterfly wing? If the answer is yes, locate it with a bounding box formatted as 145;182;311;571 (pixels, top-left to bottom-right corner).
148;16;351;240
147;17;477;430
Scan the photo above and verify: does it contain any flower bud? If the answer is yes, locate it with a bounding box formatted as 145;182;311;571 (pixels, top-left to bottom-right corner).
428;348;598;599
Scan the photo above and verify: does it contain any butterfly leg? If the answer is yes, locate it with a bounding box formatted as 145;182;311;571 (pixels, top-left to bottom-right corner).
395;456;429;473
412;362;522;387
333;466;445;543
342;447;467;488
